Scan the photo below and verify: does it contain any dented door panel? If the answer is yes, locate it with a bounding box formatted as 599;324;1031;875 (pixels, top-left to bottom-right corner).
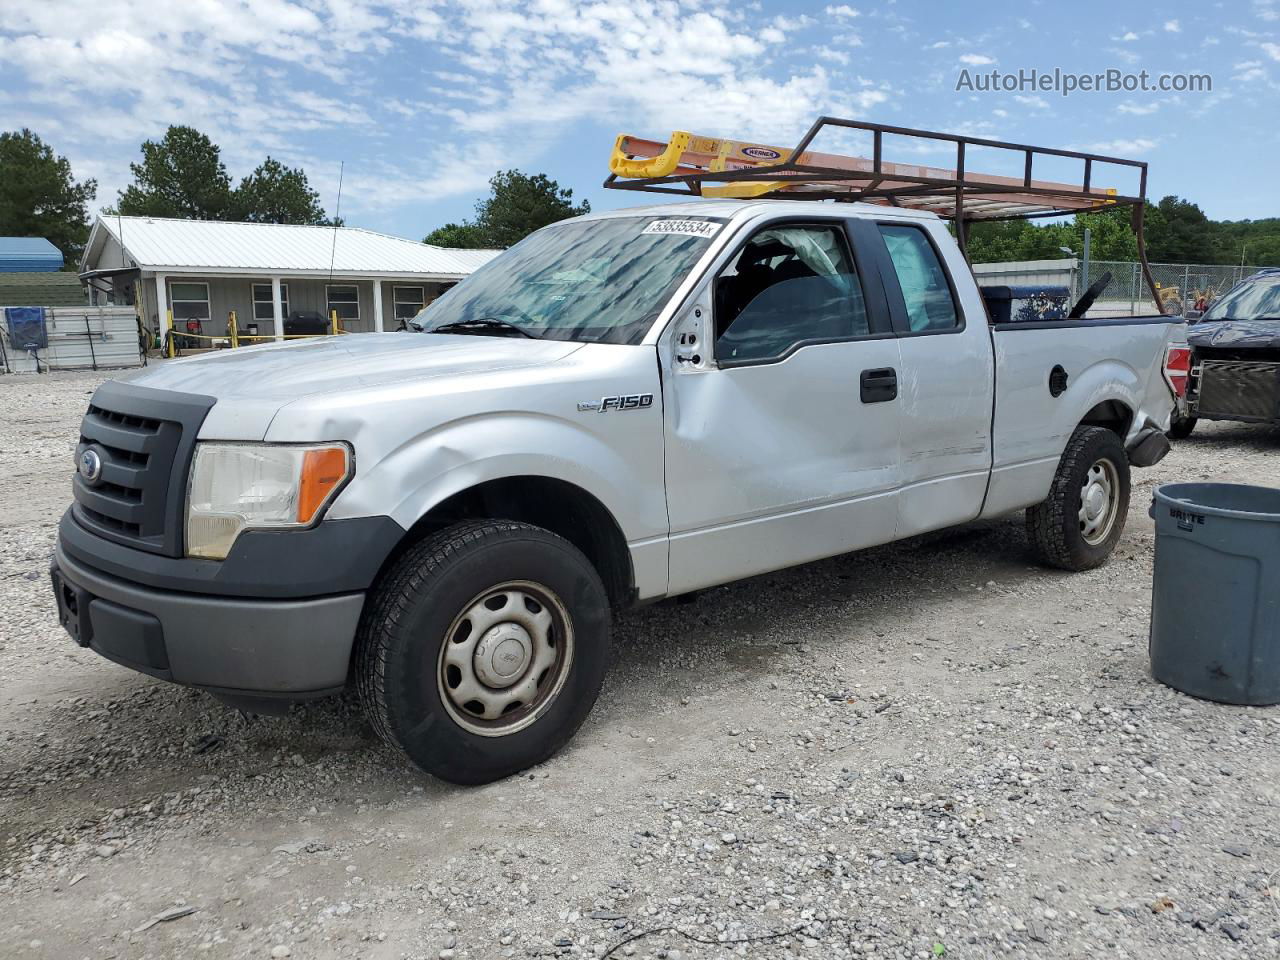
663;337;903;594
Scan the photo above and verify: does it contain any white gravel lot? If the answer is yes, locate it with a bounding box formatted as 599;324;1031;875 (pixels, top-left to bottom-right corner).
2;368;1279;960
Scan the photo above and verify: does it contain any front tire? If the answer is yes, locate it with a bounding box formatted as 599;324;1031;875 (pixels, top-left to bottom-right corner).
1026;426;1131;571
356;520;611;784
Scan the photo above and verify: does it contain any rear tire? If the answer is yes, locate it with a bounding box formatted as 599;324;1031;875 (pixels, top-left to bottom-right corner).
1167;411;1197;440
1026;426;1130;571
356;520;611;784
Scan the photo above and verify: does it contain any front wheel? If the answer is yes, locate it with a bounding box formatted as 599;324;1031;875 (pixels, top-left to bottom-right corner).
356;520;611;784
1026;426;1131;571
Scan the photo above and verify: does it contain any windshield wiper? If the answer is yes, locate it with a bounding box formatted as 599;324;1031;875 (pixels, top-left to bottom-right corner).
427;317;539;339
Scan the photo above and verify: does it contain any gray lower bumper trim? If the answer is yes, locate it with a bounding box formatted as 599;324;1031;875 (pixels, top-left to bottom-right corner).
54;543;364;694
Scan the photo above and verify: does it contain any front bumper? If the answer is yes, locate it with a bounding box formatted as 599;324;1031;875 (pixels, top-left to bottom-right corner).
52;541;365;699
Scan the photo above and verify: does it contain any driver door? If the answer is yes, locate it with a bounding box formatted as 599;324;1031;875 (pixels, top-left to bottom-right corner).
662;219;903;594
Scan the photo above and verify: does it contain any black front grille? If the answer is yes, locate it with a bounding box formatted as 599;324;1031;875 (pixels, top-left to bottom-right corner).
1196;360;1280;422
71;381;215;556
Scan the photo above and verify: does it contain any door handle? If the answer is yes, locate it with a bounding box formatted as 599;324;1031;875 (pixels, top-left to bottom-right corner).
860;367;898;403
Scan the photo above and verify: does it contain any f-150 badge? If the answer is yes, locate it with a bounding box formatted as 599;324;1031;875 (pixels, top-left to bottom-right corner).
578;393;654;413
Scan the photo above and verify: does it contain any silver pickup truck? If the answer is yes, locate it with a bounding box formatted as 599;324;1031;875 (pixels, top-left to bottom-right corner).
52;199;1187;783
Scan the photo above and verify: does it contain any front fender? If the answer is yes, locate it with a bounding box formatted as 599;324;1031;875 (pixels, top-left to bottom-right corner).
327;411;668;545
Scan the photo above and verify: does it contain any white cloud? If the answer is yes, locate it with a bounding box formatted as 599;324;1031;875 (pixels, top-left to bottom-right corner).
1164;19;1181;32
1262;42;1280;60
1121;31;1139;41
2;0;887;217
959;53;995;66
1117;101;1160;115
1074;138;1157;155
1014;94;1049;110
928;40;951;48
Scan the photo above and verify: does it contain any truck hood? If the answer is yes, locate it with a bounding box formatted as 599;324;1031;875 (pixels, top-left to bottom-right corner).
121;333;584;439
1187;319;1280;350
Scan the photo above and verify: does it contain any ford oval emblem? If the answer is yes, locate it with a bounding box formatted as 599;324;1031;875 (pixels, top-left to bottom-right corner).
78;449;103;484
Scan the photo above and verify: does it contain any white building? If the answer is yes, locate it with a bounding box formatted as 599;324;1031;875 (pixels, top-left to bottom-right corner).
79;216;499;341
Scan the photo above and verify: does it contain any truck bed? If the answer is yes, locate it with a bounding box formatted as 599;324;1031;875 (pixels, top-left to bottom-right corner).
981;313;1184;518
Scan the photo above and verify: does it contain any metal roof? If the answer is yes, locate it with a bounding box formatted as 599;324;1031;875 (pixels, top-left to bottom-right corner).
0;237;64;272
0;272;86;306
84;216;501;278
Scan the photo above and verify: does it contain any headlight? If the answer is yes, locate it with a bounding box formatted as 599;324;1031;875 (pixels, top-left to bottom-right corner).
186;442;352;559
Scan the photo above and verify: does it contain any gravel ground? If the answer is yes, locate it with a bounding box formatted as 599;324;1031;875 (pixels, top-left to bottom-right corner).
2;369;1279;960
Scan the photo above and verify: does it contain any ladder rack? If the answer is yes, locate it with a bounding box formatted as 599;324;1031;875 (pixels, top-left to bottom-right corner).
603;116;1159;303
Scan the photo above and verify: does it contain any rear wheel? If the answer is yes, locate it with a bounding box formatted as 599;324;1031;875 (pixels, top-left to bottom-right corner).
1167;410;1197;440
356;520;611;784
1026;426;1131;571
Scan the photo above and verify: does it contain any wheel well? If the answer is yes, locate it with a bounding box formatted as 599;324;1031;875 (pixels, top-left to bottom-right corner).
1080;399;1133;439
390;477;634;608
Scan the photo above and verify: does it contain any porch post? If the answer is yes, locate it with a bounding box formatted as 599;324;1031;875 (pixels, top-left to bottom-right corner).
372;280;385;333
271;276;284;342
154;273;170;350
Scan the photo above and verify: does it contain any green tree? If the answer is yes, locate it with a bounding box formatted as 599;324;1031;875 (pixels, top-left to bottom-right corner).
115;126;231;219
1065;207;1139;262
0;129;97;265
423;221;491;248
422;170;590;248
475;170;590;248
1144;196;1215;263
965;218;1073;263
229;157;327;224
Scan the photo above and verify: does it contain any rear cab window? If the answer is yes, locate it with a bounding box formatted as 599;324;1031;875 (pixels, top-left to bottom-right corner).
876;223;962;334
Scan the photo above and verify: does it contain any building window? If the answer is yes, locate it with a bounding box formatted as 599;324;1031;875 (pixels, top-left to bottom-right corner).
326;284;359;323
393;286;426;321
252;283;290;321
169;281;210;331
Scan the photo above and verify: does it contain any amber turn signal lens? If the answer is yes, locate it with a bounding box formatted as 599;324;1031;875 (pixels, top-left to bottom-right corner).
296;446;349;523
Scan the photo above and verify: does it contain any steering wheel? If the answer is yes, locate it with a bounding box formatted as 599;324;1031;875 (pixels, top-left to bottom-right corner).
1068;271;1113;319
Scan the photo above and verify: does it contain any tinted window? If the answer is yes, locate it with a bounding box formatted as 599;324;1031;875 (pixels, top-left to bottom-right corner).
879;225;959;332
327;285;359;321
715;224;868;364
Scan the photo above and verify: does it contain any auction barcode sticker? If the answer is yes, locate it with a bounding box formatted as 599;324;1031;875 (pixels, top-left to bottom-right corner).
642;219;722;239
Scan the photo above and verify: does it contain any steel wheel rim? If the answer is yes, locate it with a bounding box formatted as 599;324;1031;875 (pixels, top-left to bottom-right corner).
437;580;573;738
1079;457;1120;546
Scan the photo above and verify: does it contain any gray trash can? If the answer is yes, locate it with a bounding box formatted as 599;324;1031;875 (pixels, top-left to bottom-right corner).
1149;483;1280;706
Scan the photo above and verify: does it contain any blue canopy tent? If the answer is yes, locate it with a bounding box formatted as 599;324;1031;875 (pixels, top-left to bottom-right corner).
0;237;64;273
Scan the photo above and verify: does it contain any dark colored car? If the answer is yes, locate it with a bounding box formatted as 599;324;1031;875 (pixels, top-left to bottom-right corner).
1170;268;1280;438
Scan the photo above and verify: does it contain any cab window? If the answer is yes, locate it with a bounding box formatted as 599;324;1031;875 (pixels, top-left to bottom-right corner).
714;224;868;365
877;224;959;332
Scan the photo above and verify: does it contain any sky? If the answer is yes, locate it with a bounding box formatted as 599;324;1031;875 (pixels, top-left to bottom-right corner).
2;0;1278;243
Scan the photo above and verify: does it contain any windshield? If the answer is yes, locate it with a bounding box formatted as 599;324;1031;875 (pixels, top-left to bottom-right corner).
1201;275;1280;322
413;215;724;344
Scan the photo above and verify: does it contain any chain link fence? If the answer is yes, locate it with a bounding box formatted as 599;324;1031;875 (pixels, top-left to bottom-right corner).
972;259;1262;317
1087;260;1259;317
